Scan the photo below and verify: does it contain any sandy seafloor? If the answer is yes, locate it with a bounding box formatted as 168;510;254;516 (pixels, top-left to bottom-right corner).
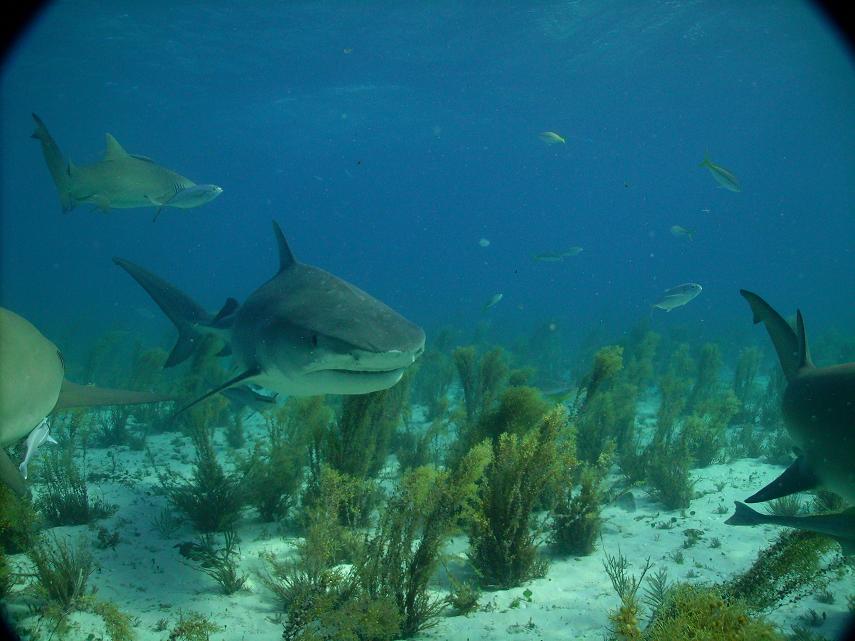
5;397;854;641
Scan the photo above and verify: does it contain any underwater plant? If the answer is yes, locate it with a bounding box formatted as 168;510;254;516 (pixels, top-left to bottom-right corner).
687;342;723;411
578;345;624;412
468;406;565;589
26;534;95;612
35;447;116;526
356;442;491;636
621;329;661;390
645;433;694;510
722;530;841;612
162;424;245;532
166;611;222;641
732;345;763;421
239;406;306;522
94;406;145;450
452;345;510;425
0;483;40;553
602;547;652;641
550;462;603;556
186;530;246;595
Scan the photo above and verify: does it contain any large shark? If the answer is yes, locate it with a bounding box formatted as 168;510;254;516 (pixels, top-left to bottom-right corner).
738;290;855;505
31;113;222;219
0;307;173;496
114;222;426;410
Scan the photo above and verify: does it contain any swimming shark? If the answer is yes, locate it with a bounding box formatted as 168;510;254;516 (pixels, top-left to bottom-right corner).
31;113;222;218
726;501;855;556
738;290;855;505
114;222;426;411
0;307;174;496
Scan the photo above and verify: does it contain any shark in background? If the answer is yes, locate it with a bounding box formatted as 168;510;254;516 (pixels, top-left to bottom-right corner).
115;221;425;412
31;113;222;220
736;290;855;506
0;307;173;496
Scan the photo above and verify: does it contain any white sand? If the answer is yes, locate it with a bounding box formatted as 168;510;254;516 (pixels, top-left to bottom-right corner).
6;405;854;641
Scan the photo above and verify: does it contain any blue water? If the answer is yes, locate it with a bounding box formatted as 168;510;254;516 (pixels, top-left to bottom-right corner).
2;1;854;356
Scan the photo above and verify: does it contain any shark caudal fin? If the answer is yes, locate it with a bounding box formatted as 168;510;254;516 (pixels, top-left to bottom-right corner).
739;289;803;381
113;257;235;367
725;501;766;526
31;113;75;212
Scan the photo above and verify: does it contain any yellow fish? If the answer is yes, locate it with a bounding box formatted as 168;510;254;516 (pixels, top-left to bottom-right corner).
539;131;565;145
699;155;740;192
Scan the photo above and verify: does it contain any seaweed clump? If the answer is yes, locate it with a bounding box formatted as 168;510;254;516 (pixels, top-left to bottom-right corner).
0;483;40;553
162;425;245;532
468;405;565;589
35;448;116;526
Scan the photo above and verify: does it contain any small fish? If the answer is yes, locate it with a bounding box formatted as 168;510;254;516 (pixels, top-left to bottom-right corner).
484;293;503;310
653;283;702;312
478;238;491;248
151;183;223;222
533;252;564;262
19;418;57;479
670;225;694;240
726;501;855;556
561;246;583;257
699;155;740;192
539;131;565;145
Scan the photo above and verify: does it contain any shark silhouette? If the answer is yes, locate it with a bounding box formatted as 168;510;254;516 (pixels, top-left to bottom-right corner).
31;113;222;219
739;290;855;505
114;221;425;412
0;308;173;496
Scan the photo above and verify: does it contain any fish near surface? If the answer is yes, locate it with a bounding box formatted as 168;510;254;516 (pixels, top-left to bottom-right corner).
652;283;702;311
0;308;172;496
739;290;855;505
31;113;222;215
726;501;855;556
699;155;741;192
115;222;425;412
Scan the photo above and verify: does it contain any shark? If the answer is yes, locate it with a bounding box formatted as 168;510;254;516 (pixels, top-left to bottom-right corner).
726;501;855;556
0;307;173;496
114;221;426;411
31;113;222;219
738;290;855;505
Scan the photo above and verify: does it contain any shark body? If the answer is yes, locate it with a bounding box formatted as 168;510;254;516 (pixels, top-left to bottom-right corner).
31;113;222;216
115;222;425;410
0;307;173;496
739;290;855;504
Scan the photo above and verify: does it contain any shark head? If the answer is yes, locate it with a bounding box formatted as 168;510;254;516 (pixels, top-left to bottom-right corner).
230;222;425;395
167;184;223;209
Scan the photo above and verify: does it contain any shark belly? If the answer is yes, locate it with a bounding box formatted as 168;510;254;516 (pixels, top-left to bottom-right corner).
0;309;64;447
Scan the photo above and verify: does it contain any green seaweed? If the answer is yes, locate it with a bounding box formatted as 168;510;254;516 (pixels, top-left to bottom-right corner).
550;462;603;556
26;534;95;612
186;530;247;595
162;425;245;532
34;447;117;526
468;406;565;589
166;611;221;641
0;482;40;553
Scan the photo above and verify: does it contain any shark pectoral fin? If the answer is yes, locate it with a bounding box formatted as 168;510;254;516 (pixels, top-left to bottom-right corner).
174;367;262;417
53;379;175;411
0;449;29;498
152;206;165;223
744;455;819;503
211;297;239;327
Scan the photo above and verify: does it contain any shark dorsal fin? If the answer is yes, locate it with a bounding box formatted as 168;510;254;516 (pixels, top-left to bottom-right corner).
272;221;297;273
795;310;814;370
104;134;130;161
740;289;800;381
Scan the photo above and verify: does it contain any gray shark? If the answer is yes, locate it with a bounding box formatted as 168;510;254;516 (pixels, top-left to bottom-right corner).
114;222;425;411
31;113;222;217
739;289;855;505
0;307;172;496
726;501;855;556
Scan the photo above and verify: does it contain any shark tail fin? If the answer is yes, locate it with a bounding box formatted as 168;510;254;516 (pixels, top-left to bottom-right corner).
739;289;801;381
725;501;766;526
113;257;214;367
31;113;75;212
